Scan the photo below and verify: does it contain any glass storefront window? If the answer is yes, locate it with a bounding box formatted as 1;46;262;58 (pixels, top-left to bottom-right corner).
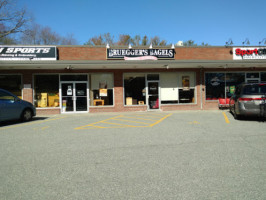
60;75;88;81
261;72;266;82
90;74;114;106
205;73;225;100
124;74;146;105
0;75;22;98
225;73;245;98
246;72;259;79
147;74;159;81
161;72;196;104
206;72;245;100
34;75;59;108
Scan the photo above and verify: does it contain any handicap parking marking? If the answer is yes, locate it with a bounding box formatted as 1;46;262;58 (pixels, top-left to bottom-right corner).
75;113;172;130
0;116;68;131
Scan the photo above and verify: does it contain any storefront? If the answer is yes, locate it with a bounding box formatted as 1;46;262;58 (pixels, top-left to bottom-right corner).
0;45;266;115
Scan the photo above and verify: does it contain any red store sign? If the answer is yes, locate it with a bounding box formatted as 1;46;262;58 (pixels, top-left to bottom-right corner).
233;47;266;60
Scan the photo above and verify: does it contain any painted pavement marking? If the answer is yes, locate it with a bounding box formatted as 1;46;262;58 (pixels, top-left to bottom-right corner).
222;112;230;124
75;113;172;130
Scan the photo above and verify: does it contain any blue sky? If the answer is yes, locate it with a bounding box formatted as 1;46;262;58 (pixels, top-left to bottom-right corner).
19;0;266;46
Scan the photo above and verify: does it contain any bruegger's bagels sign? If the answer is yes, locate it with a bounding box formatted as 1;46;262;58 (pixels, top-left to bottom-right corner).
233;47;266;60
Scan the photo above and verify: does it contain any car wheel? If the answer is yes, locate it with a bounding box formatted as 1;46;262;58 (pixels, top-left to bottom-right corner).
233;106;239;120
21;109;33;121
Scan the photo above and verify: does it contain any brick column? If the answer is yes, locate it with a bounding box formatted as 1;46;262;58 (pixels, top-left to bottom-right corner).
113;70;124;111
22;72;33;103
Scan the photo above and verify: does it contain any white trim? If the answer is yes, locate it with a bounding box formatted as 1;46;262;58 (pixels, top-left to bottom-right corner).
33;73;60;109
89;72;115;107
60;81;89;113
123;72;147;107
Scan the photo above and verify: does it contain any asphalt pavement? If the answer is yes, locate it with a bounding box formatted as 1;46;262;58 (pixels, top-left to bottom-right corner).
0;110;265;200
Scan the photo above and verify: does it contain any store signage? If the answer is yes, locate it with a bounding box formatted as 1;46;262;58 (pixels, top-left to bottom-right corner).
107;49;175;59
233;47;266;60
0;46;57;60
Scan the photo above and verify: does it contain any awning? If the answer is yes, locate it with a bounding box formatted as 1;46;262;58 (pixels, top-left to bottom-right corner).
1;59;266;70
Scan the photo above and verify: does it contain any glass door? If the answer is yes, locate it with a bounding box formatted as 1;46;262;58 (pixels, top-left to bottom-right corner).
75;83;88;112
147;81;160;110
61;82;88;113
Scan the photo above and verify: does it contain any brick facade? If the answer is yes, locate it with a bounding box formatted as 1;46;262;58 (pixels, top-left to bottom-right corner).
1;46;266;115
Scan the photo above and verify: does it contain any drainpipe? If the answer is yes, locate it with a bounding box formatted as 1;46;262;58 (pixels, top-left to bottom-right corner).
200;67;203;110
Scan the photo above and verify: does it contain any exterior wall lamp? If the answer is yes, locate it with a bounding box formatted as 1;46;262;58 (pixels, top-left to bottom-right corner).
225;39;233;46
242;38;250;46
259;38;266;46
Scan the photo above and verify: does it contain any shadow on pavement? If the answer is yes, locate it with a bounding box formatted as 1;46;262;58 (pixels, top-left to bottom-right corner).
226;110;266;123
0;117;48;127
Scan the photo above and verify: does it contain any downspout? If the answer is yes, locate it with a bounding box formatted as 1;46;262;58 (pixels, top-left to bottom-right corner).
200;67;203;110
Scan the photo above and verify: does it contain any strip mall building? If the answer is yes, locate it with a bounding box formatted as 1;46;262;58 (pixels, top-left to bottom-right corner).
0;45;266;115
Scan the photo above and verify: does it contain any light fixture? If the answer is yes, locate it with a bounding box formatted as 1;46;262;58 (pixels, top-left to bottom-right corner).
259;38;266;45
225;38;233;46
128;44;132;49
242;38;250;46
65;65;74;70
149;43;153;49
106;43;110;48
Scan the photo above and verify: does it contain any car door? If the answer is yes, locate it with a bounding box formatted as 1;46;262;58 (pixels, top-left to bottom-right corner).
0;90;21;121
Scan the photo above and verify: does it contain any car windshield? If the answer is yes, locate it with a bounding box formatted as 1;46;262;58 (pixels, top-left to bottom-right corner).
243;84;266;95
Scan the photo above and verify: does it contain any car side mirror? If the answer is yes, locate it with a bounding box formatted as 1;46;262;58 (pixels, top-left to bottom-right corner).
15;97;21;102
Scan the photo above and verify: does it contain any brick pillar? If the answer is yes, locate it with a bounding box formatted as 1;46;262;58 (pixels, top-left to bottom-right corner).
113;70;124;111
22;72;33;103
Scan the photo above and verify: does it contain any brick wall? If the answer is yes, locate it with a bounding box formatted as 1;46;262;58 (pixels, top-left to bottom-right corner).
57;46;233;61
58;47;106;60
175;47;232;60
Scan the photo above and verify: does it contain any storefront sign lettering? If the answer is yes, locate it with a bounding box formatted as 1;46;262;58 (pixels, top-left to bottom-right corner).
0;46;57;60
233;47;266;60
107;49;175;59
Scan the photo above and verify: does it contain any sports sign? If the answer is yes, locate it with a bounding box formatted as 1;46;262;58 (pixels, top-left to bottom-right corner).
0;46;57;60
233;47;266;60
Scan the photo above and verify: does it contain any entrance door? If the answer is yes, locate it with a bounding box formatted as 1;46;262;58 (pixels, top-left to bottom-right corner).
147;81;159;110
61;82;88;113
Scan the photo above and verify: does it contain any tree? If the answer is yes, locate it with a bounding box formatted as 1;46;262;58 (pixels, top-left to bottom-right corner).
0;0;30;38
61;34;78;45
150;36;168;46
84;32;114;46
117;34;131;46
183;40;197;47
0;35;17;44
20;23;78;45
131;35;141;46
183;40;210;47
141;35;149;46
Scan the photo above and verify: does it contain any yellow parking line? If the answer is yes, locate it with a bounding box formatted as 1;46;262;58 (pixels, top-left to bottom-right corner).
131;114;163;119
112;118;151;124
102;121;136;127
122;116;157;121
222;112;230;124
75;113;172;130
150;113;173;127
0;116;67;131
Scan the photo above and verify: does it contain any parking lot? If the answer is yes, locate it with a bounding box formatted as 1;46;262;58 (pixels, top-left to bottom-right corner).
0;110;266;200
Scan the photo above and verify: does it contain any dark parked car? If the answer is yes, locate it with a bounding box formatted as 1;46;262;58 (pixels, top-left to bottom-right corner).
0;89;36;122
229;83;266;119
